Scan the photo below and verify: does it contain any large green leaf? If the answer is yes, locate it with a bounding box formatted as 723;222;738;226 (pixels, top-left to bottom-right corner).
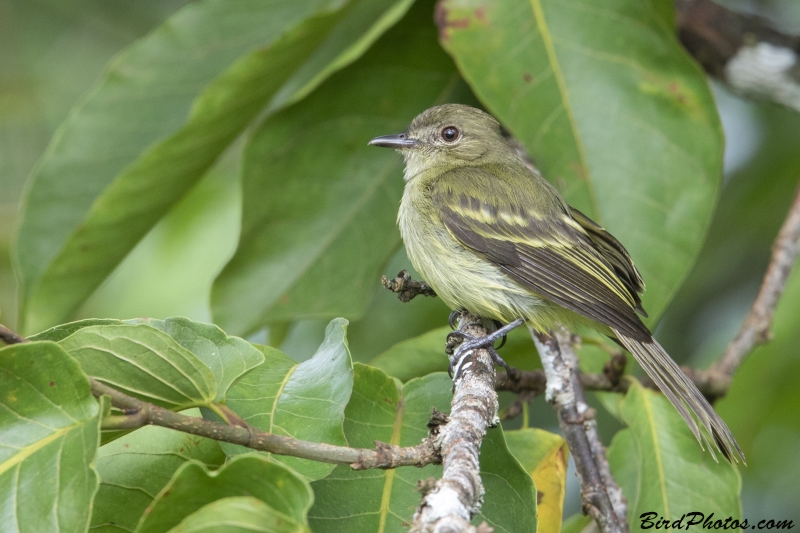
14;0;417;334
212;0;469;335
30;319;124;343
135;454;313;533
91;415;226;533
436;0;723;321
131;318;264;402
33;317;263;402
220;318;353;480
505;428;568;533
369;325;538;381
607;381;741;531
59;324;217;409
166;496;308;533
0;341;101;533
309;365;537;532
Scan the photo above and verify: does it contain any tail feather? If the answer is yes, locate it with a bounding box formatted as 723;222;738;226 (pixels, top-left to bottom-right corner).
613;330;746;464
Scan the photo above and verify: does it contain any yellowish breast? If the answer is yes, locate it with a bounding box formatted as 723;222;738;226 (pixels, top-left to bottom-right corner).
398;183;544;324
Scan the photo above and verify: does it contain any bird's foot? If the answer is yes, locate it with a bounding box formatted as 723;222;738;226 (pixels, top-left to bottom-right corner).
446;318;525;380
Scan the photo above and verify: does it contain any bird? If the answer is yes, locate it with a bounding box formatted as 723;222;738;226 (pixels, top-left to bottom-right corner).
368;103;744;464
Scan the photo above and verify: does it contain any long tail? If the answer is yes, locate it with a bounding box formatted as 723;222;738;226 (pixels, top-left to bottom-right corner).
613;330;745;464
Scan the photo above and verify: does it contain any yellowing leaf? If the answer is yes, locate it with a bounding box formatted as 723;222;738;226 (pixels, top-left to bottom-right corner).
505;428;568;533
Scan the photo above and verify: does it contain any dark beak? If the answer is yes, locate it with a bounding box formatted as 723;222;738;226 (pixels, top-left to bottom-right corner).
368;133;418;149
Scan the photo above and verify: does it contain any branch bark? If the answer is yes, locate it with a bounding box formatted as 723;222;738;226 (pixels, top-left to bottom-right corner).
676;0;800;112
410;312;498;533
96;378;440;469
532;330;628;533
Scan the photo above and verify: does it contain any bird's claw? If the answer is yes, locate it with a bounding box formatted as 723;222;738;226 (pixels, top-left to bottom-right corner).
448;309;465;330
446;318;525;380
492;319;508;349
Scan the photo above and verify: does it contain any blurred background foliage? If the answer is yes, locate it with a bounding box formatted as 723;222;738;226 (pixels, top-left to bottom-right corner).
1;0;798;526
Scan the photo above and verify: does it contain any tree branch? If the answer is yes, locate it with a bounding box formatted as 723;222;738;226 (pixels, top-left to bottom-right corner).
90;377;441;470
410;311;498;533
676;0;800;112
532;330;628;533
0;324;442;470
497;350;629;398
713;184;800;379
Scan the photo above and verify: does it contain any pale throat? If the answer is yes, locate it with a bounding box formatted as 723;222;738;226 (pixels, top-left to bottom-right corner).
401;150;426;182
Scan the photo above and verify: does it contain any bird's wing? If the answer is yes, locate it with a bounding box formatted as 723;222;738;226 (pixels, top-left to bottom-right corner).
431;166;650;341
569;206;647;316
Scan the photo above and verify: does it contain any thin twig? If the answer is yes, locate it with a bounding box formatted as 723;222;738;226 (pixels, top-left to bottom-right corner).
90;379;440;470
713;184;800;379
382;270;437;302
497;352;629;398
532;330;628;533
410;311;498;533
1;324;442;470
0;325;29;345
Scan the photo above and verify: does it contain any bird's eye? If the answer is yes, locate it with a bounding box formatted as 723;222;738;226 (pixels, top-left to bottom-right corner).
440;126;459;142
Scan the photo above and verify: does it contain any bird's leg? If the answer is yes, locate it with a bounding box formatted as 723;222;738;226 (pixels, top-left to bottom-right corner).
446;318;525;379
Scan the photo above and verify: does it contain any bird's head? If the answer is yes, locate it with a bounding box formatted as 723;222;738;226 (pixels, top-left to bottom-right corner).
368;104;513;181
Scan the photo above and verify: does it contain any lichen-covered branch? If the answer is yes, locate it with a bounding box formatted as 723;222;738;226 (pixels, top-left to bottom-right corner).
532;330;628;533
410;312;498;533
676;0;800;112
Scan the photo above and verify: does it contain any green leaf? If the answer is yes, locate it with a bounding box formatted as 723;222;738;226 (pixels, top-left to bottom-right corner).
607;381;741;530
505;428;568;533
309;365;537;532
477;428;539;532
166;496;308;533
15;0;416;334
436;0;723;321
59;324;217;409
91;415;226;533
30;318;124;343
561;514;592;533
369;326;452;380
135;454;313;533
269;0;418;111
369;325;538;381
0;341;101;533
131;317;264;402
220;318;353;480
33;317;264;402
212;0;468;335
